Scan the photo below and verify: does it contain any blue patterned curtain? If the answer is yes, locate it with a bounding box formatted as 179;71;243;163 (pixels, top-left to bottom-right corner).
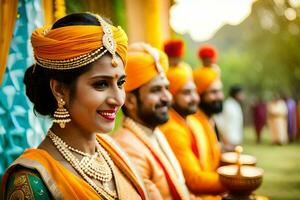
0;0;50;182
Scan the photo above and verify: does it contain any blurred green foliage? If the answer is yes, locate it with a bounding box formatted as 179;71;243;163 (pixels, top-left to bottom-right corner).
65;0;126;31
181;0;300;100
65;0;299;99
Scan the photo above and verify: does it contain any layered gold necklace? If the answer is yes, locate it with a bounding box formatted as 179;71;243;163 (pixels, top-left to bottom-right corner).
47;130;118;200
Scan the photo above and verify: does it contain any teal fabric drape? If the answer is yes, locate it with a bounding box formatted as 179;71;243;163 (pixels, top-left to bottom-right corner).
0;0;50;185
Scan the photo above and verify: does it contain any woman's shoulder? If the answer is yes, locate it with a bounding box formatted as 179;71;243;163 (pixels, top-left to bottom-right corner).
4;166;52;200
13;148;56;165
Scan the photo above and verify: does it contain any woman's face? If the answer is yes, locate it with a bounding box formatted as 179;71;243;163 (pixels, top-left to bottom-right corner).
67;54;126;133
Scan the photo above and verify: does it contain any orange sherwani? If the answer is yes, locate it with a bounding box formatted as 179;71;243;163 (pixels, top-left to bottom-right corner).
188;110;221;171
2;134;148;200
113;117;190;200
160;109;224;198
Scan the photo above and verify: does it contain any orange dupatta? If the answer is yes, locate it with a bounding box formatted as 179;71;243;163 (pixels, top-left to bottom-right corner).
2;149;98;199
2;134;148;200
188;110;221;171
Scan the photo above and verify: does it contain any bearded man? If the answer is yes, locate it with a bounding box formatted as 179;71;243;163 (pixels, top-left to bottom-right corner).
113;43;190;200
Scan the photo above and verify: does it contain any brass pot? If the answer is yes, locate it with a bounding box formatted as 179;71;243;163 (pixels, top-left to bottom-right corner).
221;152;257;166
217;165;263;195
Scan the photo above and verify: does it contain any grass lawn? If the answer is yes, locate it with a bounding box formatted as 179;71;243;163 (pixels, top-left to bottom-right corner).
242;127;300;200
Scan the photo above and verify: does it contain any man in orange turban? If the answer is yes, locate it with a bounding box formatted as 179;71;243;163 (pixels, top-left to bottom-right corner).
164;39;192;73
160;65;225;199
184;67;226;196
190;67;268;200
191;67;223;144
114;43;190;200
197;44;220;73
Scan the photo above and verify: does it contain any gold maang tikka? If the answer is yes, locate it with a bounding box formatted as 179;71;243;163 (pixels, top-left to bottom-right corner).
94;14;118;67
53;99;71;128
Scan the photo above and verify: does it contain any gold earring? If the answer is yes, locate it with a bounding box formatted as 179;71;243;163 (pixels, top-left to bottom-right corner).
53;99;71;128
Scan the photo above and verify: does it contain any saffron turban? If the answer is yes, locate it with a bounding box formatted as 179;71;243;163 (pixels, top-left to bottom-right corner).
164;39;184;58
193;67;219;94
177;62;192;74
124;43;169;92
198;44;218;63
31;22;128;67
167;65;192;96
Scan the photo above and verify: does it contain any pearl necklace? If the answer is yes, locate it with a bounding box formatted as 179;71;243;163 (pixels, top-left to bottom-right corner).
68;145;96;157
67;143;112;182
47;130;118;199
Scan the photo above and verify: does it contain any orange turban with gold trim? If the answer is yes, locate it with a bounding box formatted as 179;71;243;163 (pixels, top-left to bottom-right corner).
31;22;128;67
167;65;192;95
124;43;169;92
193;67;218;94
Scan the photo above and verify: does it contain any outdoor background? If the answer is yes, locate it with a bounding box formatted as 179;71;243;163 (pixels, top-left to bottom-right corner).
0;0;299;199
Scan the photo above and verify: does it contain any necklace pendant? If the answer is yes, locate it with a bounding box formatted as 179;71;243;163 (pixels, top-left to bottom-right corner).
47;129;117;199
79;152;112;182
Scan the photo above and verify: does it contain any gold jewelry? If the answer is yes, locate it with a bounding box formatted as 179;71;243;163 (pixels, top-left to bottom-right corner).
53;99;71;128
68;145;96;157
35;47;107;70
79;153;112;182
68;144;113;182
70;148;115;184
47;130;117;199
35;14;118;70
94;14;118;67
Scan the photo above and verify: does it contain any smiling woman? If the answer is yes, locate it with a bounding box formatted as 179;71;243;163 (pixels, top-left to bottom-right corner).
65;54;126;133
1;13;148;200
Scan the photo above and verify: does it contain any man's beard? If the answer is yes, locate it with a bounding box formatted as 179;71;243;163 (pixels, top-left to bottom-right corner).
137;99;171;128
173;101;198;117
199;100;223;116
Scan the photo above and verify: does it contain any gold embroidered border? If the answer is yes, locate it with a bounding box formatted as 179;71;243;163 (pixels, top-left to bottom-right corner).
7;173;33;200
10;158;64;200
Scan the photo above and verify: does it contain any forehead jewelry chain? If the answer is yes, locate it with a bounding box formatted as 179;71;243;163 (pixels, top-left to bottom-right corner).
47;130;118;199
94;14;118;67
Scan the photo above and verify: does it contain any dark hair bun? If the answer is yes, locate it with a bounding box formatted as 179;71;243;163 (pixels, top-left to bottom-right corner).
24;65;56;116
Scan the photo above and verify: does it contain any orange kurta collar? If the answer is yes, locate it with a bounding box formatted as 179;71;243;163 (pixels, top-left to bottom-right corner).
189;110;221;171
122;117;188;200
97;135;148;200
168;109;201;159
169;109;188;127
